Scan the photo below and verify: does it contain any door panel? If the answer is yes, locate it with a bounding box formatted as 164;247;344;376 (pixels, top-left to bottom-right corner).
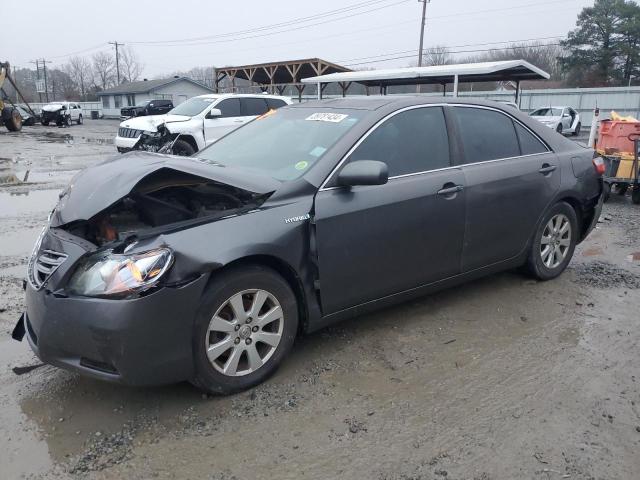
461;152;560;271
314;169;466;314
204;98;242;144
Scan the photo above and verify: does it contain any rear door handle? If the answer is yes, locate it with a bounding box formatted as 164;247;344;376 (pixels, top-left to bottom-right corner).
539;164;557;175
437;184;464;196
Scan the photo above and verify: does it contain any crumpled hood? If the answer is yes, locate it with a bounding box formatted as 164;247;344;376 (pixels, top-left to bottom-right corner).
50;151;281;227
42;104;64;112
119;114;192;132
532;115;561;123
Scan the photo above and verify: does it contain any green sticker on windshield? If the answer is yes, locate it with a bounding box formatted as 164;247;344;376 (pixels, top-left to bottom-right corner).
295;161;309;170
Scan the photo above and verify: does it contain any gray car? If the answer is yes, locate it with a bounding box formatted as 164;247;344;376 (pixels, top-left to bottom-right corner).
13;96;603;394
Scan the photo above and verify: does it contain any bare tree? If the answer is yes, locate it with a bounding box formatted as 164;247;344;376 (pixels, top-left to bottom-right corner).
65;56;93;100
120;46;144;83
422;45;452;66
92;51;116;90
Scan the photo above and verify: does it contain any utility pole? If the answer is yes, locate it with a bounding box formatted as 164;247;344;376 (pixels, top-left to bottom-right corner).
416;0;430;93
109;41;125;84
30;59;42;102
41;58;50;102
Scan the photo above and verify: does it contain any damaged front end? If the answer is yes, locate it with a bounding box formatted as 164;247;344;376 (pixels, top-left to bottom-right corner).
132;123;182;154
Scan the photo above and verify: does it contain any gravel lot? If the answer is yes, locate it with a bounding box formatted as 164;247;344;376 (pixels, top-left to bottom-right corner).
1;120;640;480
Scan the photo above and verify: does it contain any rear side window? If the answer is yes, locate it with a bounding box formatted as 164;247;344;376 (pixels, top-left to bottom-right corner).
454;107;520;163
216;98;241;117
349;107;450;177
267;98;287;109
515;122;548;155
241;98;269;116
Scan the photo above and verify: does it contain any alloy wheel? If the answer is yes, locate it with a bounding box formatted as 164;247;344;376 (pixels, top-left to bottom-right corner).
540;213;571;269
205;289;284;377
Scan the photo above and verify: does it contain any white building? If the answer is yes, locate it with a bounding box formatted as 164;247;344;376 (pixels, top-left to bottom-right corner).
97;77;214;118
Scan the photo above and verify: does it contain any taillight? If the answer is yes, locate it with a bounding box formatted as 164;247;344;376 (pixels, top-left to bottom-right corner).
592;156;606;176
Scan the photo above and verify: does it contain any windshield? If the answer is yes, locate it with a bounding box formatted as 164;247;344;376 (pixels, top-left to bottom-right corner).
197;108;364;181
136;100;151;107
531;108;563;117
168;97;217;117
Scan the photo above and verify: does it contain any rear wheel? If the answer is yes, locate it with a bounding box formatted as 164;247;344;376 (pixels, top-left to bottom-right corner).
2;107;22;132
191;265;298;395
572;122;581;136
171;139;196;156
526;202;578;280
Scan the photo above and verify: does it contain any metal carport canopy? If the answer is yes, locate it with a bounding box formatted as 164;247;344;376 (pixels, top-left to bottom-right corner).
301;60;550;97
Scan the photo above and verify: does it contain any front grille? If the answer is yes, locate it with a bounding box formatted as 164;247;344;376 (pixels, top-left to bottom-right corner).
118;127;143;138
28;249;68;290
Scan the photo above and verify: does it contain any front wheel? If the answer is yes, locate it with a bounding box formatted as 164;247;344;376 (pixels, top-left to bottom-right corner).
526;202;578;280
191;265;299;395
63;115;71;127
170;139;196;156
556;124;563;134
41;120;49;126
77;114;83;125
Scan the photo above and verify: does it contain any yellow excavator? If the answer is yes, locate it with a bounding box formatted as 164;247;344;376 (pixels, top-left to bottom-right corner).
1;61;36;132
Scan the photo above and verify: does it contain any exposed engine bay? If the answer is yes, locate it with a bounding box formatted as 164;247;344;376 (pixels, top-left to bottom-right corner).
133;124;180;154
61;170;269;246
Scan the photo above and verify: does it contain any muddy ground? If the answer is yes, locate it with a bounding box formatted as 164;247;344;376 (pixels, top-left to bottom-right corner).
1;122;640;480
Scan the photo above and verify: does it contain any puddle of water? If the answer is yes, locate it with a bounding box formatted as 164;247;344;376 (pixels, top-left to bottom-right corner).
0;227;42;256
0;190;60;217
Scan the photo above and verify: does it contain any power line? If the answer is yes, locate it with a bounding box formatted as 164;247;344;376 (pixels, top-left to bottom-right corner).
128;0;406;45
338;35;566;64
130;0;411;47
344;43;564;67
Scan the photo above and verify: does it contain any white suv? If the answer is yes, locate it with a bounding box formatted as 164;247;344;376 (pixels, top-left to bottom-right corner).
41;101;83;127
115;94;293;155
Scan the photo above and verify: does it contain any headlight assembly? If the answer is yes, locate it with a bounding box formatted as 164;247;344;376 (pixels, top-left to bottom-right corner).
67;248;173;298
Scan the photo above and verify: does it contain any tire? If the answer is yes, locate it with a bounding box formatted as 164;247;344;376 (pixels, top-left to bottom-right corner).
2;107;22;132
603;182;611;202
41;120;49;126
616;184;629;196
77;114;83;125
526;202;578;281
556;124;563;134
171;138;196;156
191;265;299;395
632;186;640;205
63;115;71;127
572;122;581;136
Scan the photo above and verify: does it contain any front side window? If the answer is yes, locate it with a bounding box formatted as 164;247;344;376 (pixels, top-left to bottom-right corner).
215;98;241;117
348;107;450;177
454;107;520;164
267;98;287;109
531;107;563;117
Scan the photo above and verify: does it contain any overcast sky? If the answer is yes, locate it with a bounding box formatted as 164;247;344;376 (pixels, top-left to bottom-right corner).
2;0;595;77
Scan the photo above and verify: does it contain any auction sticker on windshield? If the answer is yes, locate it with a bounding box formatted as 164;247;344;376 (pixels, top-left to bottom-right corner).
306;112;348;123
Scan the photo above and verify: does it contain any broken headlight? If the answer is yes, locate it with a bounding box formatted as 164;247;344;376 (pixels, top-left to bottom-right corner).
67;248;173;298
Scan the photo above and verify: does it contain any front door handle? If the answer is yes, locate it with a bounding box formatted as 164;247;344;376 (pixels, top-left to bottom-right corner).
437;184;464;197
539;164;557;175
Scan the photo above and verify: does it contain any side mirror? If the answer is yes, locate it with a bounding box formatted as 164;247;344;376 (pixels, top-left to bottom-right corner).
206;108;222;119
337;160;388;187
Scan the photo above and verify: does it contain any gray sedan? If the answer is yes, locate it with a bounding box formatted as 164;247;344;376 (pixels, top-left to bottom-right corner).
13;96;603;394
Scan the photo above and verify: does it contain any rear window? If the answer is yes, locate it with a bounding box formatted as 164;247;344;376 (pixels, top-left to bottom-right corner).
241;98;269;116
454;107;520;164
515;122;548;155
